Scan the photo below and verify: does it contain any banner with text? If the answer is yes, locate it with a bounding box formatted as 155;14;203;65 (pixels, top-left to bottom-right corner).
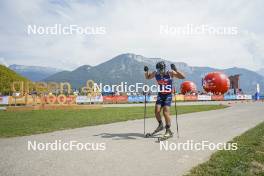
0;96;9;105
197;95;212;101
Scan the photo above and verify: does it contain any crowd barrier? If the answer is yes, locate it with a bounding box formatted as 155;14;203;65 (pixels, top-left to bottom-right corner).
184;95;198;101
0;94;256;105
76;96;103;104
211;95;224;101
128;95;146;103
174;95;184;101
198;95;212;101
0;96;9;105
236;95;252;100
224;95;237;100
103;96;128;104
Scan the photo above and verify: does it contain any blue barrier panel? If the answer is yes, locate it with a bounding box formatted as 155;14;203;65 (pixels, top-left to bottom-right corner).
128;96;134;102
128;96;150;103
224;95;237;100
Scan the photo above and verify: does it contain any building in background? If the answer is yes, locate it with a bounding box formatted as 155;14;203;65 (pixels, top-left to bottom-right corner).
229;74;240;94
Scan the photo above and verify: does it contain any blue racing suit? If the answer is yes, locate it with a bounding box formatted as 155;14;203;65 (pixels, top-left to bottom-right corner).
155;71;173;107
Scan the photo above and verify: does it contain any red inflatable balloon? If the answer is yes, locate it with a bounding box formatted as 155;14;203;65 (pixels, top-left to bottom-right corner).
181;81;197;94
203;72;230;95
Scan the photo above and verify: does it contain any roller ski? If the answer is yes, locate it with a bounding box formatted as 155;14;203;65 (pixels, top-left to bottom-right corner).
145;122;164;138
158;128;173;142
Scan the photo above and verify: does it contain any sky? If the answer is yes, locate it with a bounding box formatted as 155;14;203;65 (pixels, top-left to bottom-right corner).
0;0;264;71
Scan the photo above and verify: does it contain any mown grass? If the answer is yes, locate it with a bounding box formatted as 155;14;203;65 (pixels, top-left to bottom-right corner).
0;105;227;137
186;122;264;176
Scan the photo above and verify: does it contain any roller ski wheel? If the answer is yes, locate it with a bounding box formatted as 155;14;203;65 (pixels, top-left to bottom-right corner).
157;135;173;142
145;123;164;138
158;129;173;142
145;132;154;138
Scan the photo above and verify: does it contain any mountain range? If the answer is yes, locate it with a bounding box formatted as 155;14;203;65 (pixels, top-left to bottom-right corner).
43;53;263;94
5;53;264;94
8;64;63;81
257;68;264;77
44;54;193;89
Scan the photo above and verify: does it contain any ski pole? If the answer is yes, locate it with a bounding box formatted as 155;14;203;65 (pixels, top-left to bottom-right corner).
171;64;179;138
143;65;149;136
144;91;147;135
174;87;179;138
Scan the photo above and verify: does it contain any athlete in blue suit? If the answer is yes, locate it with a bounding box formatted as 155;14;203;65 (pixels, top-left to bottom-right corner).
144;61;185;138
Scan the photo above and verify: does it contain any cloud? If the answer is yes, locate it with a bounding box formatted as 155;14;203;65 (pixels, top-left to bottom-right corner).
0;0;264;70
0;57;8;66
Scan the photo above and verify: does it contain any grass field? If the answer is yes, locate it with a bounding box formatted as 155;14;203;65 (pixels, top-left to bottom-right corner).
0;105;227;137
186;122;264;176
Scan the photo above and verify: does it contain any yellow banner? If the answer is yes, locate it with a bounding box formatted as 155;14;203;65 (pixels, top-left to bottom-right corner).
173;95;184;101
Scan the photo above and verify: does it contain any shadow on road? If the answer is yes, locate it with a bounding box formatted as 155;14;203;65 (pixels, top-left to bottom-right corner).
94;133;160;140
94;133;146;140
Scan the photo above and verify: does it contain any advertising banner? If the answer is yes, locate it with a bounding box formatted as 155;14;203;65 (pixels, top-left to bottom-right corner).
128;96;150;103
25;96;45;105
115;96;128;103
0;96;9;105
173;95;185;101
197;95;212;101
236;95;252;100
103;96;115;103
25;96;33;105
184;95;198;101
77;96;103;103
211;95;224;101
244;95;252;100
9;96;26;105
103;96;128;103
25;95;38;105
76;96;90;103
149;95;157;102
224;95;237;100
90;96;103;103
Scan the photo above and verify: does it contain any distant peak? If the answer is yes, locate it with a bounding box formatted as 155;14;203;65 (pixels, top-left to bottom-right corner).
9;64;62;70
114;53;145;60
74;65;93;71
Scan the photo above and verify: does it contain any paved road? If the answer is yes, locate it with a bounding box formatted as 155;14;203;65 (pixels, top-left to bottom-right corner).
0;102;263;176
102;100;238;107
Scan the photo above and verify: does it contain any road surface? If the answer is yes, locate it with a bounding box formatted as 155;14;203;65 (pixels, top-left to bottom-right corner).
0;101;263;176
102;100;236;107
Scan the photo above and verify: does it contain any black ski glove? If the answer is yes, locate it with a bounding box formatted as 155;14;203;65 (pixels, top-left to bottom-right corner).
171;64;177;71
144;66;149;72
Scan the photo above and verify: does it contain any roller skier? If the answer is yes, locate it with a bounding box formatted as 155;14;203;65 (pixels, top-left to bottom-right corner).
144;61;185;141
